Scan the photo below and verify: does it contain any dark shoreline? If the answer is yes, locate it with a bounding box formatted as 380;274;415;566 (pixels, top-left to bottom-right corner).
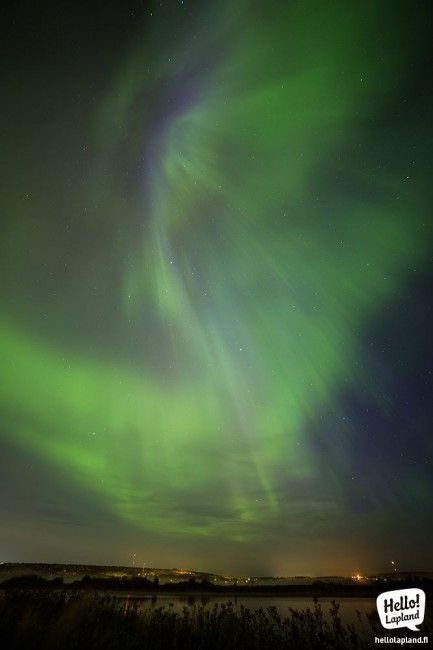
2;575;433;599
109;589;377;599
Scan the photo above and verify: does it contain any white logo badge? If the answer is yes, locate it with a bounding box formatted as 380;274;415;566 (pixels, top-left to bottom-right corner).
376;588;425;632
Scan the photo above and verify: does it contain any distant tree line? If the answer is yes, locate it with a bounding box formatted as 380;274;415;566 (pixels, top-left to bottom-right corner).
1;574;432;597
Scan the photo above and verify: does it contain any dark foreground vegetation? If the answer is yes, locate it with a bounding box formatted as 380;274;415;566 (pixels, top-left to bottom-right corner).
1;590;432;650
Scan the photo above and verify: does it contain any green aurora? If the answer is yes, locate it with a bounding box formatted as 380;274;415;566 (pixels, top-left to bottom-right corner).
1;0;432;573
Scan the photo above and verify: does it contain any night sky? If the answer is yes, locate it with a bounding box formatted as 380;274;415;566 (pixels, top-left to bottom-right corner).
1;0;432;577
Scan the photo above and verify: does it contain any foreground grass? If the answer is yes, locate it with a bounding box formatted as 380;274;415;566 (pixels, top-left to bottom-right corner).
0;590;429;649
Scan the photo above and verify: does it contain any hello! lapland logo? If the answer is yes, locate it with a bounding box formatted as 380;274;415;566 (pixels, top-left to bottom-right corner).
376;588;426;632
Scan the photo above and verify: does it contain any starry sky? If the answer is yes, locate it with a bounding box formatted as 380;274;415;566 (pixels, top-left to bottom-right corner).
0;0;432;577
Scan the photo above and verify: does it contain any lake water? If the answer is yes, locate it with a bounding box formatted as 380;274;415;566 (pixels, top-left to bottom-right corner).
117;593;377;626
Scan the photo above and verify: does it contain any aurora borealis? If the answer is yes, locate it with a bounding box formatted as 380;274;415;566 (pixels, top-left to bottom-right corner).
1;0;432;575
